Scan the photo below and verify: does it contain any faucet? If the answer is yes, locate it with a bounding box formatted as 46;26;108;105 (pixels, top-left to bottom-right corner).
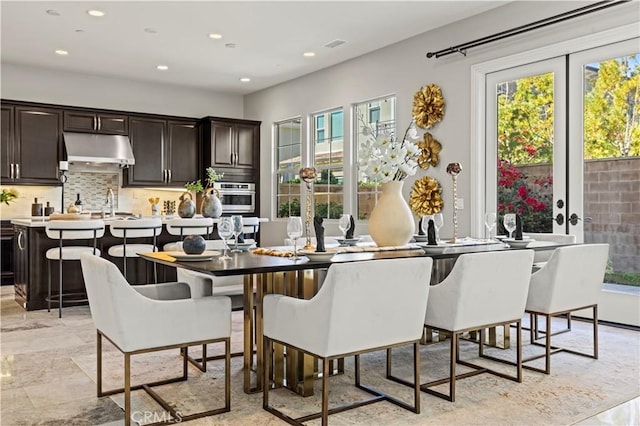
105;188;115;217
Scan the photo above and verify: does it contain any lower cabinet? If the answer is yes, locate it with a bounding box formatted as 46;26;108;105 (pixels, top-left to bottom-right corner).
13;226;179;311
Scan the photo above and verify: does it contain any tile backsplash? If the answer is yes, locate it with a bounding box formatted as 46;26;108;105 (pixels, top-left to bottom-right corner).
64;170;120;211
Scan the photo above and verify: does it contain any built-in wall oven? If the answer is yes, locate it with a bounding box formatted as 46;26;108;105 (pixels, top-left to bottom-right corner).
213;182;255;213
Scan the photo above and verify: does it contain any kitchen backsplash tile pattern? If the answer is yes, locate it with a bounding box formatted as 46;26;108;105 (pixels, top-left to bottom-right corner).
64;171;119;212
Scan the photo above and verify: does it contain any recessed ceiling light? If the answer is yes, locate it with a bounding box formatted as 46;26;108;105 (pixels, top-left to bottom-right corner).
46;10;61;16
87;10;105;17
209;33;223;39
303;52;316;57
157;65;169;71
55;49;69;56
240;77;251;82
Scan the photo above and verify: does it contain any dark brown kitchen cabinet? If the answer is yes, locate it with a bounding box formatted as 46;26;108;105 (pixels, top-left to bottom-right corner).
124;117;199;187
63;111;128;135
2;105;61;185
202;118;260;182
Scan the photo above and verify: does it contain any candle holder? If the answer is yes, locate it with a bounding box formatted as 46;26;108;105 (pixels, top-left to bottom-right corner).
299;167;317;250
446;162;462;243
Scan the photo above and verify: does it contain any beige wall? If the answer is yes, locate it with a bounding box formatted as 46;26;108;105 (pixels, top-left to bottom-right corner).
245;1;639;246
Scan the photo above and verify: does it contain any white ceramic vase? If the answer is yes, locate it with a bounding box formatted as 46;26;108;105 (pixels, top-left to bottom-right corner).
368;180;414;247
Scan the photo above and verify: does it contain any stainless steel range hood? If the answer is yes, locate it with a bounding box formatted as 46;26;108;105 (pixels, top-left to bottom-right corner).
63;132;135;168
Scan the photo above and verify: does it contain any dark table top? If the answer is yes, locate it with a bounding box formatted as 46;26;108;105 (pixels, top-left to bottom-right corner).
140;240;565;277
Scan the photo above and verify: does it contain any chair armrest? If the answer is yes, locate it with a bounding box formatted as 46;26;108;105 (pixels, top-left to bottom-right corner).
132;282;191;300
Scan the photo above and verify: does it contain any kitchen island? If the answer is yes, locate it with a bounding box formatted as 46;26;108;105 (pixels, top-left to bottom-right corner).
10;216;267;311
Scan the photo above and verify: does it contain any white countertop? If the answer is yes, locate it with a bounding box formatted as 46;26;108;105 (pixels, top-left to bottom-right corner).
10;216;269;228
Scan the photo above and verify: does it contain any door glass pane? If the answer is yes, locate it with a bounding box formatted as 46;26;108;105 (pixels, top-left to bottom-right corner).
496;73;554;234
583;53;640;287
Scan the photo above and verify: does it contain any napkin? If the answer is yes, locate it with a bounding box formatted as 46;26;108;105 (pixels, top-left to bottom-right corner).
515;214;523;240
314;216;326;252
418;217;426;235
427;219;438;245
237;232;245;243
345;215;356;239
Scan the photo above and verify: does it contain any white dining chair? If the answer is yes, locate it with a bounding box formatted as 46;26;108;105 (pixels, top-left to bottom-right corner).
521;243;609;374
262;257;433;425
80;254;231;425
388;250;534;402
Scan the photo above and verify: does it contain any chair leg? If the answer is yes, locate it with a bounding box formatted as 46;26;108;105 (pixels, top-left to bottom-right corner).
450;332;457;402
593;305;598;359
262;336;271;410
544;313;551;374
123;257;127;281
97;331;103;397
47;260;51;313
58;259;63;318
124;353;131;426
413;342;421;414
225;338;231;411
322;357;330;426
516;320;523;382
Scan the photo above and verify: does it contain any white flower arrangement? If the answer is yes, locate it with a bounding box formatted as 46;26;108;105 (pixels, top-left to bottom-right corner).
357;115;422;182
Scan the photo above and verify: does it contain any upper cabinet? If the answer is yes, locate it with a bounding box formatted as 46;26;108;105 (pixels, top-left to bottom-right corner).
202;118;260;182
1;103;61;185
124;117;199;187
63;111;128;135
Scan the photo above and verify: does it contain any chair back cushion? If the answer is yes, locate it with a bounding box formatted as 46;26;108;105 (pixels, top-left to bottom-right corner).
524;233;576;263
266;257;432;357
425;250;534;332
45;220;105;240
527;244;609;314
109;218;162;238
165;218;214;237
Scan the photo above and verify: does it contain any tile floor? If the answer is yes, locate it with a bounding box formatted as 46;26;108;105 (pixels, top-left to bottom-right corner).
1;284;638;425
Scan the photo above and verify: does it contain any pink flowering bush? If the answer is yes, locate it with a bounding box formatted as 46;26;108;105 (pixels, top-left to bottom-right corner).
497;159;553;233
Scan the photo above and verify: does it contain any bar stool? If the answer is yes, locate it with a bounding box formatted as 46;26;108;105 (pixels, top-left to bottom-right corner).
45;219;105;318
108;218;163;284
163;217;215;251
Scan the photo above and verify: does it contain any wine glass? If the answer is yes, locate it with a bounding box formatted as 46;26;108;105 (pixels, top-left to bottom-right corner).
217;217;234;260
433;213;444;243
287;216;303;259
484;212;497;240
231;215;243;252
503;213;517;239
338;214;351;240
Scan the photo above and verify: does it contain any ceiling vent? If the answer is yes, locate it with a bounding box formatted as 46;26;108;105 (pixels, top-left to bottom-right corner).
323;39;346;49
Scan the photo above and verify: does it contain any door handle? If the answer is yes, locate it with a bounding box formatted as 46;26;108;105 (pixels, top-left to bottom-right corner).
163;169;167;183
93;116;97;130
167;169;172;183
97;117;102;130
17;230;26;250
569;213;592;226
15;163;20;179
10;163;14;179
554;213;564;226
234;152;238;165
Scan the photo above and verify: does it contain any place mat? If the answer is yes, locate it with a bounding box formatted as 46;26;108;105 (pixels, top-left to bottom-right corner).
252;247;294;257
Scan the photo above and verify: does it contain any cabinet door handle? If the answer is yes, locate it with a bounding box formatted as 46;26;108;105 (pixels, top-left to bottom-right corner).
167;169;172;183
15;163;20;179
10;163;14;179
230;153;234;165
97;117;101;130
93;116;97;130
233;152;238;165
163;169;167;183
17;230;25;250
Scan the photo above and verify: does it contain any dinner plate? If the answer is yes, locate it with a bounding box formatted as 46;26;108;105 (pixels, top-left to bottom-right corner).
165;250;220;261
417;242;464;254
335;238;361;246
504;238;534;248
299;249;337;261
228;241;256;251
413;234;429;243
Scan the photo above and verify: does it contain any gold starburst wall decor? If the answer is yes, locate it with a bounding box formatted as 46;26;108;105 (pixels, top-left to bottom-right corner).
409;176;443;216
418;132;442;169
412;84;445;129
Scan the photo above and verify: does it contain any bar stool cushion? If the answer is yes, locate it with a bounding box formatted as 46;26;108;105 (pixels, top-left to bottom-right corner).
108;244;157;257
46;246;101;260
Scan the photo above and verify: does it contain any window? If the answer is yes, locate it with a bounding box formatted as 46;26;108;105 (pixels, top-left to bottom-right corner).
275;118;302;218
313;109;344;219
354;96;396;219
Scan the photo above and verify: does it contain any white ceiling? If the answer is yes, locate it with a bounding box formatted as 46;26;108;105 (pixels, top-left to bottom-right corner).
1;1;507;95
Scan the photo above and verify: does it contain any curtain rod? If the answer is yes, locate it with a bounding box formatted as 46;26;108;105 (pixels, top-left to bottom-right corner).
426;0;629;59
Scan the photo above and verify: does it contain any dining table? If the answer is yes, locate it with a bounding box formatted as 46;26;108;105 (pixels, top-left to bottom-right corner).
139;238;569;396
